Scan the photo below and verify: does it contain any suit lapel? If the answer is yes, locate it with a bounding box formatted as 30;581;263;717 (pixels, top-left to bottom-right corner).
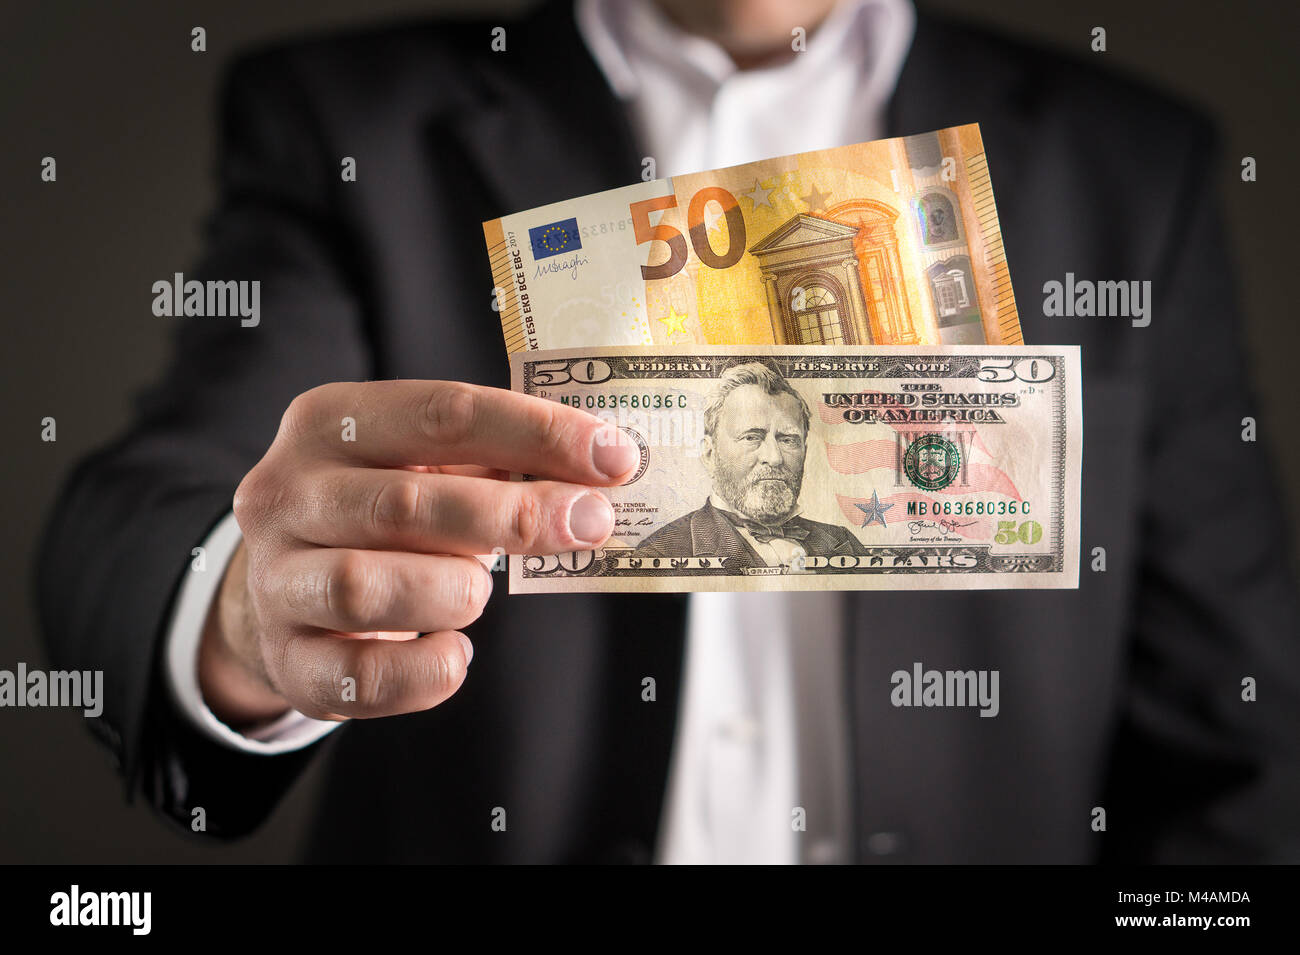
432;5;681;860
436;0;643;221
886;11;1034;268
842;11;1038;862
792;517;860;557
691;501;765;566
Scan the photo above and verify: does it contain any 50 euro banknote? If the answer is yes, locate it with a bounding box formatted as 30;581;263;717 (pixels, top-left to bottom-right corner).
508;345;1081;593
484;123;1022;355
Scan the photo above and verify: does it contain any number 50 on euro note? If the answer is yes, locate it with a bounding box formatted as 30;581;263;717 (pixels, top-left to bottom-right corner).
483;123;1023;356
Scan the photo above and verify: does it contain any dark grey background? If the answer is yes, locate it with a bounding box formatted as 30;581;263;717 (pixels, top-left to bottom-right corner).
3;0;1296;863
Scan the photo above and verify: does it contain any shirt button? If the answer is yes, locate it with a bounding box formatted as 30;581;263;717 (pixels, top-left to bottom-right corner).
866;831;907;856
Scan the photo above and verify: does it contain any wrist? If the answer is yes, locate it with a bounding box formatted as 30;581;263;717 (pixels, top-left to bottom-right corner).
198;542;293;727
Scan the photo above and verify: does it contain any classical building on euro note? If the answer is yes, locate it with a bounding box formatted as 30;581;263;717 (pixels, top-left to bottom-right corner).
747;129;990;347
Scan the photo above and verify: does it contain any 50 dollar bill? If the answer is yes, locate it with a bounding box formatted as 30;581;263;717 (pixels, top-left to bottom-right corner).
484;124;1022;355
509;344;1080;593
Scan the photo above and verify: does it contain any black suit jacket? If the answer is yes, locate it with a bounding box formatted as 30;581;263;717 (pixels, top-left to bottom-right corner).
636;499;867;567
37;1;1300;862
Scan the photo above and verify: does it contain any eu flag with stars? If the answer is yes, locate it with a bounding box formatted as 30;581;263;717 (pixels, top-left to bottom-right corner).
529;218;582;260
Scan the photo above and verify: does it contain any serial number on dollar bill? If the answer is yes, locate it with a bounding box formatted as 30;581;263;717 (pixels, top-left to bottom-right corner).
556;392;688;410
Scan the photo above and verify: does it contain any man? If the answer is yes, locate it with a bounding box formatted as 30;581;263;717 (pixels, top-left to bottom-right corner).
37;0;1300;863
635;361;868;568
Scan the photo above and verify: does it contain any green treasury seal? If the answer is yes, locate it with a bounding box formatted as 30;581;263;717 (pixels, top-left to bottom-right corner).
903;433;962;491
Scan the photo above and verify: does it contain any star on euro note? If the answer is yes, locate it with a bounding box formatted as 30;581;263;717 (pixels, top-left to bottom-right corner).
659;306;689;337
801;183;832;213
741;179;775;210
855;490;894;528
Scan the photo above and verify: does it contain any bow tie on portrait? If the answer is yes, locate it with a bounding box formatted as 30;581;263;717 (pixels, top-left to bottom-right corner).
731;515;810;544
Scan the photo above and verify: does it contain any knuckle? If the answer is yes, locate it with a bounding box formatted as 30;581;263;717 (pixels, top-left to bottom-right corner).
232;470;261;525
281;388;320;436
440;560;491;623
269;554;321;623
326;552;385;630
264;631;315;713
352;648;394;711
233;465;277;528
536;399;571;460
422;382;477;446
265;630;292;686
280;383;345;444
467;560;494;611
418;646;459;698
508;490;545;551
369;477;425;534
271;632;334;719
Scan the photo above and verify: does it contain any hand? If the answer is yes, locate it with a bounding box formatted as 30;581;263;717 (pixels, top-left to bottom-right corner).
198;380;639;727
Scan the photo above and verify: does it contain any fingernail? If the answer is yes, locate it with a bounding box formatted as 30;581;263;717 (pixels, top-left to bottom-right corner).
591;426;638;480
458;634;474;667
568;491;614;543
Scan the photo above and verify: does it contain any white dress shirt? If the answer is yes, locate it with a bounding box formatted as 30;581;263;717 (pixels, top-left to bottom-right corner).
577;0;913;865
164;0;915;864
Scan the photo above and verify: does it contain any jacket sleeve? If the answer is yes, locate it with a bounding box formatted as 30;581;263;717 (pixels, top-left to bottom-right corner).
1099;118;1300;863
36;48;373;838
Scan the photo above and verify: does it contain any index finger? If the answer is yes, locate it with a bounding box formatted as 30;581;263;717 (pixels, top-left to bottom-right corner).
282;380;640;485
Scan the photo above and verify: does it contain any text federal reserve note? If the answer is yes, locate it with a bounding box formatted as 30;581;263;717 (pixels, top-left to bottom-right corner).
509;345;1080;593
484;124;1022;356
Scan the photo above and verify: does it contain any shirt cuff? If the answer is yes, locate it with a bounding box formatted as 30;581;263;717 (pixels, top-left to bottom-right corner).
163;511;342;754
